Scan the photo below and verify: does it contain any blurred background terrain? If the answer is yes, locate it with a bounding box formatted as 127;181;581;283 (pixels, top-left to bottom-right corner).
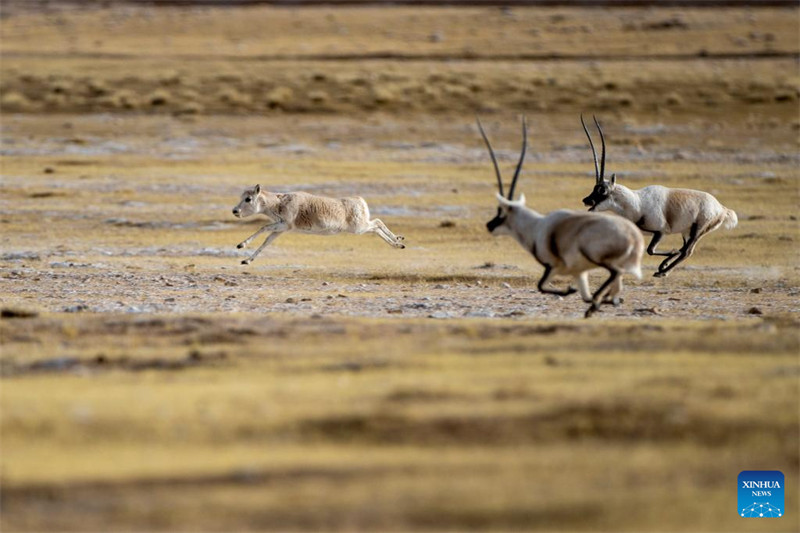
1;1;798;531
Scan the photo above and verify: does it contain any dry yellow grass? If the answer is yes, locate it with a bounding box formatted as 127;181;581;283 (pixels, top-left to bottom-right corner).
2;313;798;531
2;5;798;58
1;4;799;532
2;109;798;532
1;5;798;115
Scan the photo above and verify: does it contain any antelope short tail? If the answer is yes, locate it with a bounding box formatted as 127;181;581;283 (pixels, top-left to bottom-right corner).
722;207;738;230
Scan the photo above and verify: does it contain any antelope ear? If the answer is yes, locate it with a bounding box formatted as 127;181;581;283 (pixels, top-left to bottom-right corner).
254;184;261;194
610;174;616;186
517;193;526;205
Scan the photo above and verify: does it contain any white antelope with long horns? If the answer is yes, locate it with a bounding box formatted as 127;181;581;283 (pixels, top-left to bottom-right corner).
480;117;644;318
580;115;737;277
232;185;405;265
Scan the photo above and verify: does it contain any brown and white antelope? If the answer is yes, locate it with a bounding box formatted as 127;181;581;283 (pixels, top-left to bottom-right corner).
480;117;644;318
580;115;738;277
232;185;405;265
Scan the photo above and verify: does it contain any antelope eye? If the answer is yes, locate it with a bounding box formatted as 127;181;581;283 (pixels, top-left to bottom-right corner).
245;197;251;203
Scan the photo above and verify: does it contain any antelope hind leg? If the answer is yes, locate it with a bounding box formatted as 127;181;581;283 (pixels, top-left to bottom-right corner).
649;232;680;277
602;276;624;306
369;219;405;249
371;219;403;241
654;223;700;277
585;269;619;318
577;272;592;303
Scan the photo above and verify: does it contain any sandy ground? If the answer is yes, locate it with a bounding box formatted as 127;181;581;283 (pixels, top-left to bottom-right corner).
1;113;798;320
1;3;799;532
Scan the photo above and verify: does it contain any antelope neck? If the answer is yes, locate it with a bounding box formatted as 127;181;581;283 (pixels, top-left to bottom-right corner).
608;184;641;219
508;205;542;249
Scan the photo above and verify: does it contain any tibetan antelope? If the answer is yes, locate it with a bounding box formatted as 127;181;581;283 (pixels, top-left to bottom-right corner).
232;184;405;265
479;117;644;318
580;115;738;277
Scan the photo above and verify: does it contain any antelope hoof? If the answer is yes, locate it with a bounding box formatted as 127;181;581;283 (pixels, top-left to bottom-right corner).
236;243;245;249
396;235;405;241
584;305;599;319
241;259;251;265
565;287;577;296
653;271;668;278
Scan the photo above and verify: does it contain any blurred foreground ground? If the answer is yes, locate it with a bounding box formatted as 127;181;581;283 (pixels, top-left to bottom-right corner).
1;3;799;532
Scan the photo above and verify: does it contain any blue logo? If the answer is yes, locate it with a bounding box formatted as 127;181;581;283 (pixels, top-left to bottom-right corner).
738;470;784;518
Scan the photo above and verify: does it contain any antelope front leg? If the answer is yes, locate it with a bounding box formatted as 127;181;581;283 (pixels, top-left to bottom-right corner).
646;232;679;258
647;232;680;276
237;222;284;249
537;265;577;297
241;231;285;265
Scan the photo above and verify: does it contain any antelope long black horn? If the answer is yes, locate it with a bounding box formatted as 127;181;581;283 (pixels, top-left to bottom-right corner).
507;115;527;202
581;114;601;184
476;116;504;198
593;115;606;180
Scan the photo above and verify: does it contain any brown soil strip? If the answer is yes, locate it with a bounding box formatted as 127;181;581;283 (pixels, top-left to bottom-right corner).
61;1;800;7
0;350;228;378
298;401;796;446
4;50;797;61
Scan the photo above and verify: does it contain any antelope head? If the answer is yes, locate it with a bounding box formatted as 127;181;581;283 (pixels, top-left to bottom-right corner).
477;116;528;236
232;184;262;218
580;115;616;211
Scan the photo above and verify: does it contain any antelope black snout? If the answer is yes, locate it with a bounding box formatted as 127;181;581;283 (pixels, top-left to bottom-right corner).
232;208;240;216
486;210;506;233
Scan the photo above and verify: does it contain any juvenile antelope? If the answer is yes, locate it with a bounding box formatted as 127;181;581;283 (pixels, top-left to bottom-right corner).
232;184;405;265
479;117;644;318
580;115;738;277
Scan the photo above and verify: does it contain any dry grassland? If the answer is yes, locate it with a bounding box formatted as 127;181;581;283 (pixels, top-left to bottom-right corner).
1;3;798;532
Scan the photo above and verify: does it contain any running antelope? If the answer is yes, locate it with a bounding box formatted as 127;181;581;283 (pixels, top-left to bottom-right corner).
580;115;737;277
479;117;644;318
232;185;405;265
